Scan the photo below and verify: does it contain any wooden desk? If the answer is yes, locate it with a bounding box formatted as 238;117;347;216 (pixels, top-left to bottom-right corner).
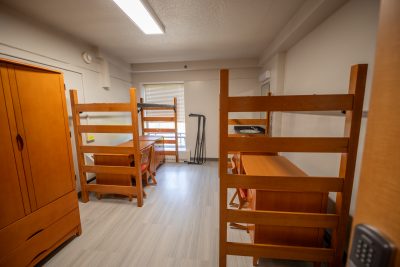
241;155;327;247
119;139;155;151
93;136;164;187
115;136;165;171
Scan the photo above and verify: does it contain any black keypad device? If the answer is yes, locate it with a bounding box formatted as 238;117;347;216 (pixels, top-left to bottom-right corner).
349;224;395;267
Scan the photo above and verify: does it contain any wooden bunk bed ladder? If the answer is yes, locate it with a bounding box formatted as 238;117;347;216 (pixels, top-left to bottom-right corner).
140;97;179;162
218;65;367;266
70;88;144;207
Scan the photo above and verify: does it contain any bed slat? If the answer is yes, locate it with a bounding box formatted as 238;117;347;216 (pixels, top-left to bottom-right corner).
225;209;339;228
228;119;267;125
143;117;175;121
225;137;349;153
223;174;343;192
78;125;133;133
86;184;137;195
225;242;334;262
227;94;353;112
83;165;137;175
75;103;131;112
80;145;135;154
143;128;176;133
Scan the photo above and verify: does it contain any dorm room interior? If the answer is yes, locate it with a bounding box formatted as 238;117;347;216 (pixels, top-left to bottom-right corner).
1;0;399;266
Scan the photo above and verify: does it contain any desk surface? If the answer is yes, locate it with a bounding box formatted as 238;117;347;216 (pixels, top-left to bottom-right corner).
118;136;163;152
138;136;164;141
241;155;307;177
118;140;154;151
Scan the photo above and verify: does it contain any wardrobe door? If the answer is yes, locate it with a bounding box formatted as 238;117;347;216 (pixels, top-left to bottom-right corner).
8;64;74;210
0;65;28;229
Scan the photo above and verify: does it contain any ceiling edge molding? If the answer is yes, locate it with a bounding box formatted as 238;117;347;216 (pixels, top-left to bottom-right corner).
131;58;260;73
259;0;349;66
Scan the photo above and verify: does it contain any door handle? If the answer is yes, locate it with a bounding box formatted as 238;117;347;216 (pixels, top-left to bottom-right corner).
16;134;24;151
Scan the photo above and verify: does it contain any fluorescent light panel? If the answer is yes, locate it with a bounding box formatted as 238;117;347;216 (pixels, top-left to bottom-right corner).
112;0;165;34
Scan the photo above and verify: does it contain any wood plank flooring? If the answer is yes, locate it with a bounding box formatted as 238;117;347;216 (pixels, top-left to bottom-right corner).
43;162;312;267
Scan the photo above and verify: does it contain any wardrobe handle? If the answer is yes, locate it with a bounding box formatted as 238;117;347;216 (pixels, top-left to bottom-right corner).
26;228;44;241
16;134;24;151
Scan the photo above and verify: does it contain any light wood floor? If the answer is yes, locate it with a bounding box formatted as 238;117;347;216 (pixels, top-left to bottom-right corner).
43;162;312;267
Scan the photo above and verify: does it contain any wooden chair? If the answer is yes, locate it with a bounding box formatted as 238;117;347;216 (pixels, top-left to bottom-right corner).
229;154;249;232
229;154;248;209
141;145;157;185
228;97;271;210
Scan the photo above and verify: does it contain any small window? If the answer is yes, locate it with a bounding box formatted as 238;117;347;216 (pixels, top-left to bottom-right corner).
143;83;186;150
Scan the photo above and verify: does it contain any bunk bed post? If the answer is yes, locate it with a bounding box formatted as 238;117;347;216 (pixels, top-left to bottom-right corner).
173;97;179;162
219;69;229;267
70;89;89;202
332;64;367;266
265;92;272;136
140;97;145;136
130;88;143;207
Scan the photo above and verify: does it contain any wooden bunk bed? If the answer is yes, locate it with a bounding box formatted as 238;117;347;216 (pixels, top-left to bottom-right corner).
139;97;179;162
70;88;144;206
219;64;367;266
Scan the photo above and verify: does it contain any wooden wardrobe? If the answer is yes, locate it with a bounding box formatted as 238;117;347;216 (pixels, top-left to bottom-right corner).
0;58;81;266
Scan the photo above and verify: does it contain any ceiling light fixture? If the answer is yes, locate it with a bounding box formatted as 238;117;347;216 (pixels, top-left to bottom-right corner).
112;0;165;35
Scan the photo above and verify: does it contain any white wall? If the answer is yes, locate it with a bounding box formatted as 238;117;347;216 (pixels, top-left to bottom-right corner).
260;52;286;137
263;0;379;214
0;4;133;187
132;67;261;159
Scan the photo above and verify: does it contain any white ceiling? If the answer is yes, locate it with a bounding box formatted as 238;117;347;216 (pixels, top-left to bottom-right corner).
1;0;306;63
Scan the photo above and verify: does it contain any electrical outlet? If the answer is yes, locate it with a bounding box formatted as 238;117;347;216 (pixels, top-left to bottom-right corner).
349;224;395;267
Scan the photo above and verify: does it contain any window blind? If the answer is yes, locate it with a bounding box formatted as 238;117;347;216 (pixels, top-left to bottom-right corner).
143;83;185;123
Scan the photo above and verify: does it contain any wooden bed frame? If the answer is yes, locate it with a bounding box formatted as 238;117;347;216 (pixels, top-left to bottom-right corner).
228;92;271;137
139;97;179;162
219;65;367;266
70;88;144;207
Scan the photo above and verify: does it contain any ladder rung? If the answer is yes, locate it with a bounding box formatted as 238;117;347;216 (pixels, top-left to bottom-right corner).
223;174;344;192
225;136;349;153
225;209;339;228
143;117;175;121
225;242;334;262
86;184;137;195
143;128;176;133
83;165;137;175
80;145;135;154
78;125;132;133
75;103;131;112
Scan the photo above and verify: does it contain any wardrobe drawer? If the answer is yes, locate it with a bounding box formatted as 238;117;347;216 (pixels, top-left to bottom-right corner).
0;208;80;267
0;191;78;258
